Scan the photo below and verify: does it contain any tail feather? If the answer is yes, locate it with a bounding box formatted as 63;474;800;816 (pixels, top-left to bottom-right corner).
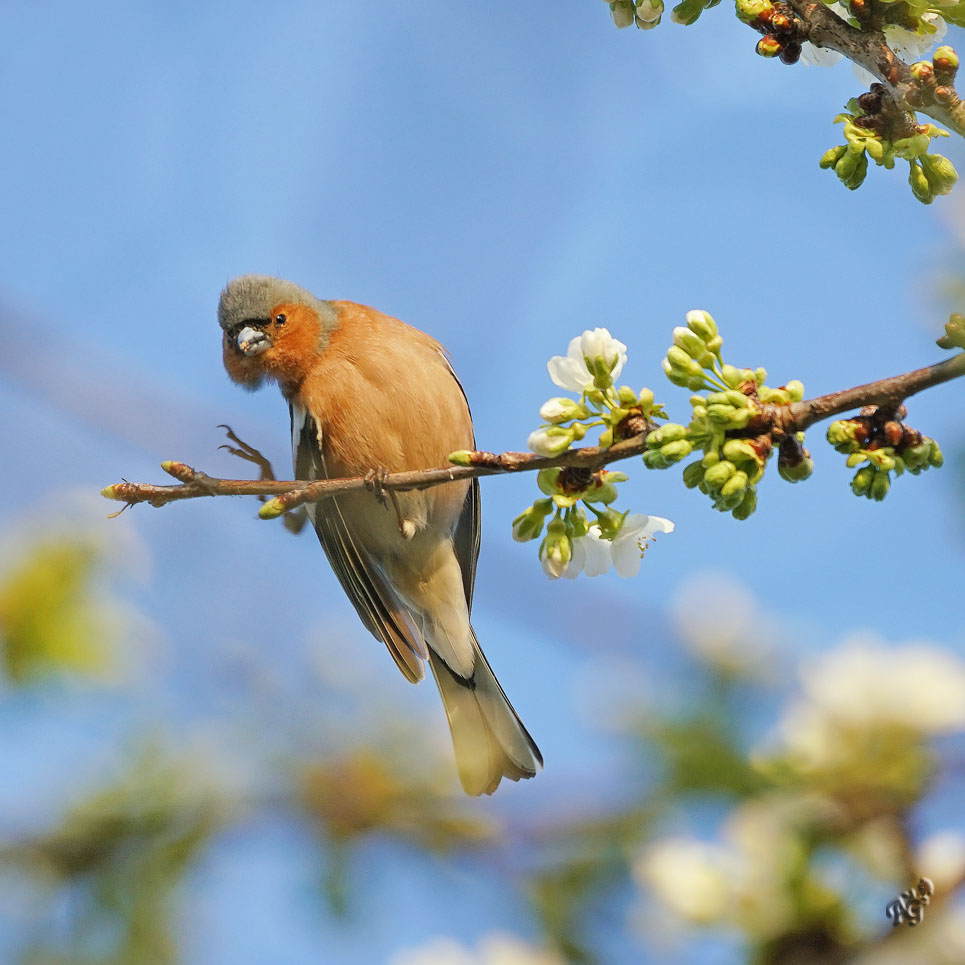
428;630;542;796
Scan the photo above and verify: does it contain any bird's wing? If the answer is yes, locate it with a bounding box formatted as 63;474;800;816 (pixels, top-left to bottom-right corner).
291;405;426;683
452;479;480;610
439;351;480;610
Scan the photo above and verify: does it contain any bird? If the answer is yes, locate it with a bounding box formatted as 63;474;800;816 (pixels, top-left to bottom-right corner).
217;274;542;795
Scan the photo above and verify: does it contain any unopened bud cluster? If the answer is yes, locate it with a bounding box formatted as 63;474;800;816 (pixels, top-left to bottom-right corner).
827;404;943;501
514;467;623;558
605;0;721;29
513;327;675;578
650;311;810;520
906;45;960;112
736;0;808;64
937;312;965;351
820;86;957;203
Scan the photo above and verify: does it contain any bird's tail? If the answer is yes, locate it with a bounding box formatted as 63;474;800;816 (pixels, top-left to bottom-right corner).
427;629;542;796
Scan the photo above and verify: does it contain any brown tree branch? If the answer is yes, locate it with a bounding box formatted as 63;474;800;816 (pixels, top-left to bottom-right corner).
102;352;965;513
787;2;965;138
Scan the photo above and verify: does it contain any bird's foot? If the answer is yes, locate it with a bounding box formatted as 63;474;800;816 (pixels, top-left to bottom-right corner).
364;467;413;539
218;425;277;483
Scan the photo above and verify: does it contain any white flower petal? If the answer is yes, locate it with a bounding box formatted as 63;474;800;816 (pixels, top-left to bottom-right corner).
547;354;593;392
800;42;842;67
579;529;613;577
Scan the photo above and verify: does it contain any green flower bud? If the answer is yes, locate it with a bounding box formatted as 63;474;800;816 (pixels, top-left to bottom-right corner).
731;486;758;520
937;314;965;351
703;460;737;490
647;423;689;445
666;345;701;373
448;450;475;466
662;358;696;388
919;153;958;196
757;386;790;405
259;497;286;520
720;470;749;501
617;385;638;406
820;145;847;169
598;426;614;448
929;441;944;467
610;0;636;29
870;470;891;501
826;421;855;449
661;439;694;463
539;397;589;424
685;310;718;342
572;422;588;441
756;35;783;58
785;379;804;402
851;466;874;497
568;507;590;538
703;335;723;356
682;460;705;489
846;452;866;468
933;45;959;75
638;387;655;409
724;390;751;408
778;453;813;482
512;498;554;542
701;450;721;468
735;0;772;21
672;325;708;359
722;438;762;466
865;137;886;163
643;449;671;470
720;364;745;389
540;518;572;576
868;449;896;471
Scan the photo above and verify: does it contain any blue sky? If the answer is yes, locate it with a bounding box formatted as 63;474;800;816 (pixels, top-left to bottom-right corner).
0;3;963;963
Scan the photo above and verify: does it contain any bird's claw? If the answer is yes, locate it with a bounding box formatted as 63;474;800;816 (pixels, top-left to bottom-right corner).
218;425;278;483
364;467;389;506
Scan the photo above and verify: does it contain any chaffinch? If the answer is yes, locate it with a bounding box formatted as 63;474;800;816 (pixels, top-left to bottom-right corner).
218;274;542;795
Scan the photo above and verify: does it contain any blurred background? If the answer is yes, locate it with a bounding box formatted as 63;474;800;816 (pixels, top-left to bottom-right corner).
1;2;963;963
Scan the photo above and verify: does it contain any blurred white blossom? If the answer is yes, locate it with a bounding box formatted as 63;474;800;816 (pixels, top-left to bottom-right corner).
636;794;835;938
917;830;965;890
670;571;776;675
390;933;564;965
758;633;965;792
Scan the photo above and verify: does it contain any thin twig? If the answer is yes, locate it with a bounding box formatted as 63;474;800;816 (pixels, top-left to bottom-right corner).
102;352;965;513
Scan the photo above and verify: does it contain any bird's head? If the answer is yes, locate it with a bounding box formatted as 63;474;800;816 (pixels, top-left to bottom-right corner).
218;274;338;393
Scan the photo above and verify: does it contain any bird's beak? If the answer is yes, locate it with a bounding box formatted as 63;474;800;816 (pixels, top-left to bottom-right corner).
235;326;271;357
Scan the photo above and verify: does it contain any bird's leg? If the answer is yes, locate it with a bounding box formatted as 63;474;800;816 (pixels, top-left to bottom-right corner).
218;424;308;534
364;467;413;539
218;424;277;482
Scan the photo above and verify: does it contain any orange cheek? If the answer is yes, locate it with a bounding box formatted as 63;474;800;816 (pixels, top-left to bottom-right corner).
222;334;266;389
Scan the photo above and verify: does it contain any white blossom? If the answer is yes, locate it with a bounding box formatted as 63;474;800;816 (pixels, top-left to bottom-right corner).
547;328;627;392
610;514;675;578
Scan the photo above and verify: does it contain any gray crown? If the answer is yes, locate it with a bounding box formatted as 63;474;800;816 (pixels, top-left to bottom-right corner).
218;274;332;331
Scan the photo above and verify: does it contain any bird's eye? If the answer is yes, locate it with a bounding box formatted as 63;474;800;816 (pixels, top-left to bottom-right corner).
274;313;287;326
